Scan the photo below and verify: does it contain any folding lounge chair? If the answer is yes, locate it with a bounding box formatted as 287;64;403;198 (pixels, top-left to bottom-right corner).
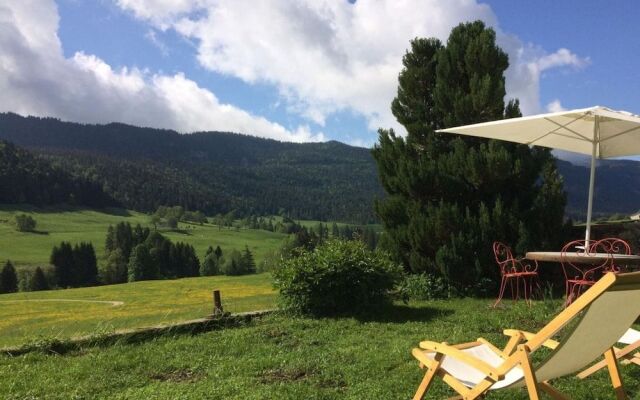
577;328;640;379
411;271;640;400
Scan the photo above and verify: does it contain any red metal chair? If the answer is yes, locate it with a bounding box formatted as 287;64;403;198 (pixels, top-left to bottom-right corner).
560;239;610;306
591;237;631;273
492;242;538;307
561;238;632;306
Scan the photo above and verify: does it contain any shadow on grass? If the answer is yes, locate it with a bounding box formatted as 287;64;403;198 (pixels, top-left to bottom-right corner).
2;312;271;357
353;303;453;324
0;204;130;217
167;229;193;236
99;207;131;217
29;230;49;235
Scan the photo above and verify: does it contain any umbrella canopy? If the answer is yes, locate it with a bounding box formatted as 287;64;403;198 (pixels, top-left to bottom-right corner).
437;106;640;243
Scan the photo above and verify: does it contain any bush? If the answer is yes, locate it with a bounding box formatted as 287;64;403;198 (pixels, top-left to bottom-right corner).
257;249;282;273
14;214;36;232
273;239;402;316
100;248;128;284
221;250;249;276
200;252;222;276
396;273;451;300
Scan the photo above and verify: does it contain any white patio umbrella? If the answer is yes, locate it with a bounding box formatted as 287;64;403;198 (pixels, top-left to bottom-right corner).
437;106;640;244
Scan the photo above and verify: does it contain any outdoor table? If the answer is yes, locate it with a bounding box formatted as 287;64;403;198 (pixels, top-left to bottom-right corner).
526;252;640;266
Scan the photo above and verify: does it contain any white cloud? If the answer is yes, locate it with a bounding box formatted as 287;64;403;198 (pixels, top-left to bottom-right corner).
0;0;322;142
116;0;589;134
546;99;566;113
144;29;169;56
502;41;588;115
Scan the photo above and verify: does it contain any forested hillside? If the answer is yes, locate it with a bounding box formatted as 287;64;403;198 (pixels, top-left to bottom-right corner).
0;113;381;222
1;113;639;222
0;140;115;207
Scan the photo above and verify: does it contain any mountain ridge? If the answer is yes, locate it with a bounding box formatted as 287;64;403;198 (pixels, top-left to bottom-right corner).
0;113;381;223
1;112;639;221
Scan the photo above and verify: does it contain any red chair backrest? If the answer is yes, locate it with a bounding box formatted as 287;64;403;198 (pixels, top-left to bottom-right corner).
561;239;609;281
493;241;514;275
591;238;631;272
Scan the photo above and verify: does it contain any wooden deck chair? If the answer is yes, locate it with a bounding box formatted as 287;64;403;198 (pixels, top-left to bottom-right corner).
578;328;640;379
411;271;640;400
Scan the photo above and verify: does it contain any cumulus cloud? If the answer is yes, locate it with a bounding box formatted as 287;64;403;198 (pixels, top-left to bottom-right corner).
546;99;567;113
0;0;323;142
116;0;589;134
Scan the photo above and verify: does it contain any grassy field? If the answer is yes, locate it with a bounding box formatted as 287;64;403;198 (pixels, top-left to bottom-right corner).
0;273;275;348
2;298;638;399
0;205;288;267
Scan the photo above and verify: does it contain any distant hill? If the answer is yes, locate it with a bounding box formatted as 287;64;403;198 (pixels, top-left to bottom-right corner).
556;158;640;220
0;140;115;208
1;112;638;222
0;113;382;223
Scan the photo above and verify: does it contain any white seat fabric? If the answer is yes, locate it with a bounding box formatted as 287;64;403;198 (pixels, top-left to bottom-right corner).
421;344;524;389
619;328;640;345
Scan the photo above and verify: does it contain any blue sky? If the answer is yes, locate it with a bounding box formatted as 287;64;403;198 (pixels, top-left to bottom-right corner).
1;1;638;147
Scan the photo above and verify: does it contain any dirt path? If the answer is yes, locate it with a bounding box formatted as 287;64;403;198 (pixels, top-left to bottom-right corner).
0;299;124;306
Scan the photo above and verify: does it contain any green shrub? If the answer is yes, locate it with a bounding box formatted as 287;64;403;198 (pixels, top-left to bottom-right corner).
14;214;36;232
273;239;402;316
257;249;282;273
396;273;451;300
221;250;246;275
200;253;222;276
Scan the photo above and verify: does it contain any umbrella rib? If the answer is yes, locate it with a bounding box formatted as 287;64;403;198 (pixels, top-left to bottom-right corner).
543;116;592;142
599;125;640;143
527;115;590;145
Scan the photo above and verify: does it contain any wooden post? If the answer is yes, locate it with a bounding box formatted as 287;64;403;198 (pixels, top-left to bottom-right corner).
213;290;223;315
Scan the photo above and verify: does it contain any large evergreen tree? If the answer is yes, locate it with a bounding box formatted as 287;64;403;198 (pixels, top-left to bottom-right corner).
30;267;49;291
128;244;154;282
372;21;568;289
75;242;98;287
242;245;256;274
0;260;18;293
51;242;74;288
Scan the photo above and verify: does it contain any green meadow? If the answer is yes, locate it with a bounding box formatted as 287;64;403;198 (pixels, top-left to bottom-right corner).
0;273;275;348
2;299;639;399
0;205;288;268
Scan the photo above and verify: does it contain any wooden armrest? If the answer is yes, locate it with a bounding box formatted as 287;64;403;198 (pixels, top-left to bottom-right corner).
503;329;559;350
418;341;502;381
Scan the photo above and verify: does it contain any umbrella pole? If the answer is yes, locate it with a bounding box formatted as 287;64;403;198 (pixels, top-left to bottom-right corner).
584;115;599;246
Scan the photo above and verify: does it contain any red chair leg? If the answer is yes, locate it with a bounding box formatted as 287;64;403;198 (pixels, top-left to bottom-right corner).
493;276;508;308
565;281;574;307
524;276;532;306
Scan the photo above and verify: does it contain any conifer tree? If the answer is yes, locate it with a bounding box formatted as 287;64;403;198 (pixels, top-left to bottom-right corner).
0;260;18;293
30;267;48;291
242;245;256;274
331;222;339;237
105;225;115;253
200;251;221;276
222;250;244;276
102;248;127;284
128;244;153;282
372;21;568;288
77;242;98;286
51;242;74;288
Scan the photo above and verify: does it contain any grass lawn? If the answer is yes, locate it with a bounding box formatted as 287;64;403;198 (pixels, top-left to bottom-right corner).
0;273;275;348
0;205;288;267
2;298;639;399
